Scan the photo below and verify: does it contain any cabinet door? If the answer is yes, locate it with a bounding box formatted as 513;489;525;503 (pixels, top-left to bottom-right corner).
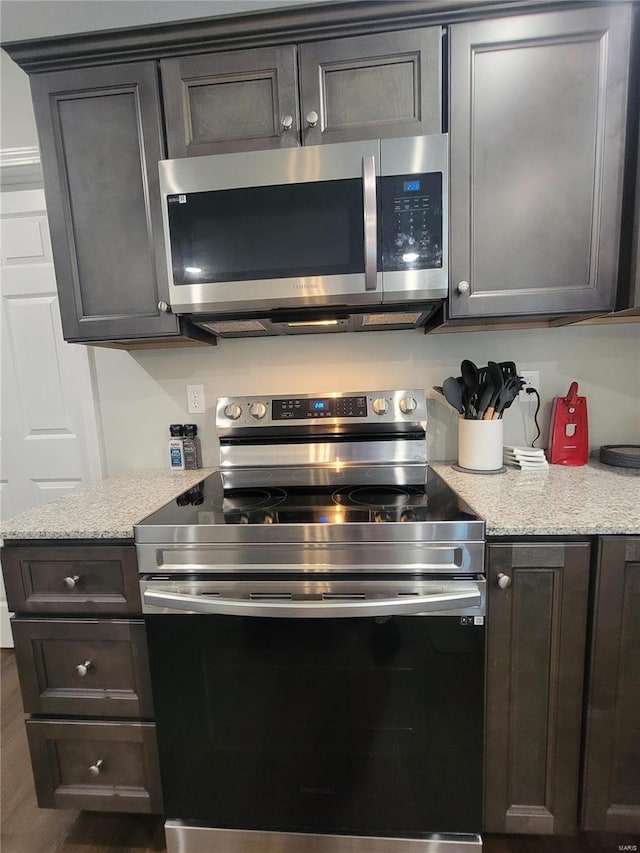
583;537;640;832
30;62;180;341
161;46;300;157
449;6;631;318
299;28;441;146
485;542;590;834
631;108;640;310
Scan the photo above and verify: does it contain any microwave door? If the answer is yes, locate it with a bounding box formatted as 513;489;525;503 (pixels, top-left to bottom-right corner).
160;142;382;315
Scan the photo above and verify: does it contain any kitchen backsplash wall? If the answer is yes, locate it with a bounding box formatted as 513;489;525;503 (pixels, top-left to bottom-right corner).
93;323;639;474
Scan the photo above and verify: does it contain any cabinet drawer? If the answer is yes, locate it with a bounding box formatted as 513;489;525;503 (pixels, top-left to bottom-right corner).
26;719;162;813
13;618;153;718
1;545;141;614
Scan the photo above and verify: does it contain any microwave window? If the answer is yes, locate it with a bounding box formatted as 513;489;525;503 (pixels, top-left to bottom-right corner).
168;180;365;285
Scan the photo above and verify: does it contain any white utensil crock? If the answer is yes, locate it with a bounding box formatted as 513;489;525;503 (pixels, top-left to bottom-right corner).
458;418;503;472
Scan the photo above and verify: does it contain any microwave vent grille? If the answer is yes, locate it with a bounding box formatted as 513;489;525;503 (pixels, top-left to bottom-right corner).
199;320;269;334
361;312;423;327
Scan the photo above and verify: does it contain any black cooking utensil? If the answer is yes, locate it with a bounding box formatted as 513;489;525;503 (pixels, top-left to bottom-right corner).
485;361;504;420
442;376;464;415
461;359;479;392
475;381;495;420
492;376;524;418
498;361;518;380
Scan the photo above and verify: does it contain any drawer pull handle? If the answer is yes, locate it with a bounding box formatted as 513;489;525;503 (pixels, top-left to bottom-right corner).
76;660;92;677
89;759;104;776
63;575;80;589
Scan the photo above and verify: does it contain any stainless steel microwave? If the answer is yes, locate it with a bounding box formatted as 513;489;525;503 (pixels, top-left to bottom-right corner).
159;134;448;336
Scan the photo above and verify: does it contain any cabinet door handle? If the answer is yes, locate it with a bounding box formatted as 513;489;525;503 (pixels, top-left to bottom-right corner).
158;300;171;313
281;114;294;131
88;759;104;776
457;280;470;295
63;575;80;589
76;660;92;677
305;110;319;128
497;572;512;589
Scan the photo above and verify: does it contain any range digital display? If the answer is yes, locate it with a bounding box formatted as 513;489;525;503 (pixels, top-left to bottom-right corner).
273;396;367;420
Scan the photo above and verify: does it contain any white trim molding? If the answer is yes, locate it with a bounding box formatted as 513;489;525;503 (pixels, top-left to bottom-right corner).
0;145;42;189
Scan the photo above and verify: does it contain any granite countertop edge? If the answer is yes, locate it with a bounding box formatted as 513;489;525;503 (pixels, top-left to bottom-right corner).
0;468;214;542
431;460;640;537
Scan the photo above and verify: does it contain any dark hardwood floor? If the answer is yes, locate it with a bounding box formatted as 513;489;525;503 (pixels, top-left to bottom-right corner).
1;648;637;853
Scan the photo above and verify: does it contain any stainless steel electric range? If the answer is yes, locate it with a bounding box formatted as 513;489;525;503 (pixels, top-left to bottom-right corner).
135;390;485;853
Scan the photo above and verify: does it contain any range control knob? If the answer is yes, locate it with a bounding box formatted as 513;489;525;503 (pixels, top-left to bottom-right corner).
372;397;389;416
224;403;242;421
249;402;267;420
399;396;417;415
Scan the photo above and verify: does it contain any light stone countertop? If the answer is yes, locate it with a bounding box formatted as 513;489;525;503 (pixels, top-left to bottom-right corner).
1;462;638;542
0;469;214;541
432;460;640;537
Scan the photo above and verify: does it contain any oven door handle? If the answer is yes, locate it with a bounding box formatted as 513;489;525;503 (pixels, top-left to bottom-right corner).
362;154;378;292
143;587;482;618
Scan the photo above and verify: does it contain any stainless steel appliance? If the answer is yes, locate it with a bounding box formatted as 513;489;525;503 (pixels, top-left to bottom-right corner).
136;390;485;853
158;136;448;336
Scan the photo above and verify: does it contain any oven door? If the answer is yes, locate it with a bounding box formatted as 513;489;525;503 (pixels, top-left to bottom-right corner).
159;141;381;314
143;577;485;842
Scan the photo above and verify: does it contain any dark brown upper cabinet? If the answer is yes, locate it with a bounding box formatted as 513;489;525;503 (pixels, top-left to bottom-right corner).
449;5;633;319
161;28;442;157
161;46;300;157
485;542;590;835
30;62;209;346
582;537;640;833
298;28;442;146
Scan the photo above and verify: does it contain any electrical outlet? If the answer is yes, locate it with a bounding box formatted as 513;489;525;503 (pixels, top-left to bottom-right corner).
187;384;205;414
519;371;540;402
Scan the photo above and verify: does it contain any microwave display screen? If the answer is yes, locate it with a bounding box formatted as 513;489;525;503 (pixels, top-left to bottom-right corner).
379;173;443;272
168;180;365;285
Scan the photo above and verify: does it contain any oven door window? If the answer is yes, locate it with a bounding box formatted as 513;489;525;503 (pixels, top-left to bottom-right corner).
167;180;365;285
146;614;484;837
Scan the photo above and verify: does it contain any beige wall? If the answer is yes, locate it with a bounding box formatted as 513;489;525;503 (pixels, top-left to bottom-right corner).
92;323;640;473
3;0;639;476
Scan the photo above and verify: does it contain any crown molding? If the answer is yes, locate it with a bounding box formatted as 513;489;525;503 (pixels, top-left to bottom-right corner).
2;0;580;74
0;146;43;189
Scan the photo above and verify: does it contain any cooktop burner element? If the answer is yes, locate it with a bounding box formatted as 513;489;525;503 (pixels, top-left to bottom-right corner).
333;485;428;509
221;488;287;513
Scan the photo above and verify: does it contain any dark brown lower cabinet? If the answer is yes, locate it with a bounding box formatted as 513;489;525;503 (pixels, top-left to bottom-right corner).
485;542;591;834
2;542;162;815
582;536;640;832
26;719;162;813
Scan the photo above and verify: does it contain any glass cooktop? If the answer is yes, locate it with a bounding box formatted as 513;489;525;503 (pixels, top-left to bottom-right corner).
137;467;479;528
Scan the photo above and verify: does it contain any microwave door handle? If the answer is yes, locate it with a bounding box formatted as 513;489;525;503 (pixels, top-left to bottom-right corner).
362;155;377;292
143;587;481;617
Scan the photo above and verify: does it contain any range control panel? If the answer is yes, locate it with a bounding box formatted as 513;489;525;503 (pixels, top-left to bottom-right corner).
216;390;427;427
273;396;367;420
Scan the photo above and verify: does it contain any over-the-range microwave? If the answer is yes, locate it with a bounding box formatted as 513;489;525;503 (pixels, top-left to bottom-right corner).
159;134;448;337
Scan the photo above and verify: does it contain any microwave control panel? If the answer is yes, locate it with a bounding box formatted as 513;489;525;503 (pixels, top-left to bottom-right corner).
379;173;443;272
